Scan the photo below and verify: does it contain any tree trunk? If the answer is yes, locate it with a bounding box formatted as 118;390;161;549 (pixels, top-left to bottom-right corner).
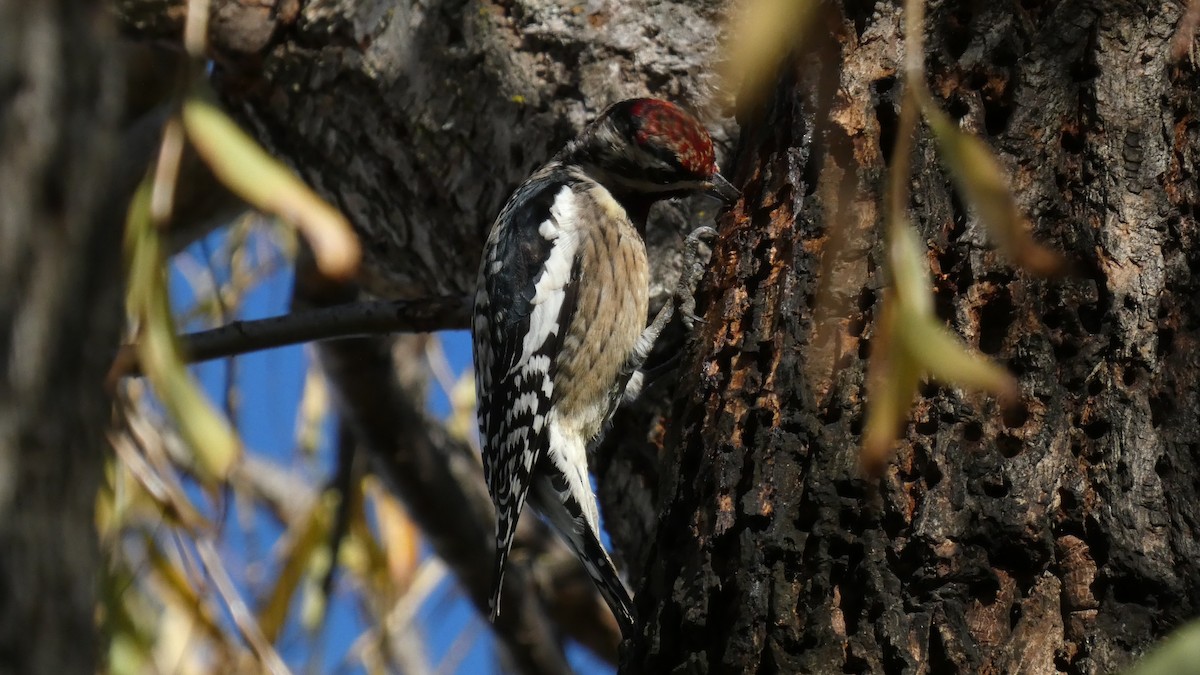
606;1;1200;672
0;2;121;673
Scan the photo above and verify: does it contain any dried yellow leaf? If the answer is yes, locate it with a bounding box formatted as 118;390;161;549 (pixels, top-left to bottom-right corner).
923;102;1065;276
126;177;240;482
724;0;820;105
862;294;923;474
182;92;361;281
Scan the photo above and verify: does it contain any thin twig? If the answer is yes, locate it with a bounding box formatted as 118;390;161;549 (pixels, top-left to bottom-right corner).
122;383;319;525
903;0;926;83
150;115;187;225
196;538;294;675
304;428;359;675
111;295;472;379
182;0;212;57
346;558;446;675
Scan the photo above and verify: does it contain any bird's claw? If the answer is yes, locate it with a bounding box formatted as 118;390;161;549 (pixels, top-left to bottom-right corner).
675;226;717;330
684;225;718;248
679;305;706;331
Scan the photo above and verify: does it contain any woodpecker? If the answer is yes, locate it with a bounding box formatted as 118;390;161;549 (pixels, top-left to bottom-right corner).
472;98;738;635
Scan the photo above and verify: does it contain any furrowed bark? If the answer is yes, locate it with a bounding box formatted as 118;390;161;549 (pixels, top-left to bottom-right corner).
607;2;1200;672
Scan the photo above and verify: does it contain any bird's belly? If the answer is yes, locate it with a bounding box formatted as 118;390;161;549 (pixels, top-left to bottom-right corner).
552;225;649;441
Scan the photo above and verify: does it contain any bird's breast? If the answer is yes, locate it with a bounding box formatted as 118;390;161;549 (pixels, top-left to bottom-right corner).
552;197;649;440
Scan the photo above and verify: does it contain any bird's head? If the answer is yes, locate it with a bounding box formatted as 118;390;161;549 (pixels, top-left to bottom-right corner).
567;98;739;205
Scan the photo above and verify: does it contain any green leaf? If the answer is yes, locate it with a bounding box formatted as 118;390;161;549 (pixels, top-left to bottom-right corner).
862;294;922;473
895;303;1020;406
862;8;1030;472
889;219;936;318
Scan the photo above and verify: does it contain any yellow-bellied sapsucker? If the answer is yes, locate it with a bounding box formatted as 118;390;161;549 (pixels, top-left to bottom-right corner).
472;98;737;635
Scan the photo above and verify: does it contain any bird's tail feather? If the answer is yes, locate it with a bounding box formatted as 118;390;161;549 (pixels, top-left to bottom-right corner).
535;482;638;634
488;494;526;622
577;525;637;635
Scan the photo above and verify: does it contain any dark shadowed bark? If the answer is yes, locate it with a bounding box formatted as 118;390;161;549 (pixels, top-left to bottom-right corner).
115;0;1200;672
0;2;122;673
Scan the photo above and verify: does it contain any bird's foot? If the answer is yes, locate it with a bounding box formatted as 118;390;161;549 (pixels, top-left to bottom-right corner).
676;226;717;330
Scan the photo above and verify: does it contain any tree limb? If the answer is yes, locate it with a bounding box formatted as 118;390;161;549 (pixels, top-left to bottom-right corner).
118;0;735;302
109;295;472;380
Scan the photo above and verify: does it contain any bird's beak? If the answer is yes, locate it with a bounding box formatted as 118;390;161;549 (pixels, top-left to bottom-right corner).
704;172;740;205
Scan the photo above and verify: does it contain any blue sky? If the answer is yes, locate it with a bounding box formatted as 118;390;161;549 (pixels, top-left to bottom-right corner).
169;226;612;674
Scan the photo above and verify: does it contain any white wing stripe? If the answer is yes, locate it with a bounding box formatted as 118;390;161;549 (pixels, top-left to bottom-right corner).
518;186;580;366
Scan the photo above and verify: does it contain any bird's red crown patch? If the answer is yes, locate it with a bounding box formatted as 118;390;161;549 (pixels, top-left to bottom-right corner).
628;99;717;178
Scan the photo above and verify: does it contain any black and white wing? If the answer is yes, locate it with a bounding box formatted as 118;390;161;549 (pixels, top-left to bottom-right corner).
471;175;582;619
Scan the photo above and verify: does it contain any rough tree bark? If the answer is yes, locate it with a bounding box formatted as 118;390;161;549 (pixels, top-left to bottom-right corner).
0;2;122;673
114;0;1200;672
606;1;1200;672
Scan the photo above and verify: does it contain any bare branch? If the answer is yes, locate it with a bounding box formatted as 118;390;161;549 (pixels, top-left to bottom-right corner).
195;538;293;675
110;295;472;380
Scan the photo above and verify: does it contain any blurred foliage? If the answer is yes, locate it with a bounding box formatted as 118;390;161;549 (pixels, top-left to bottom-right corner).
725;0;1058;470
861;0;1062;470
181;92;360;281
106;31;475;669
124;172;241;483
723;0;819;107
105;209;475;671
1125;618;1200;675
